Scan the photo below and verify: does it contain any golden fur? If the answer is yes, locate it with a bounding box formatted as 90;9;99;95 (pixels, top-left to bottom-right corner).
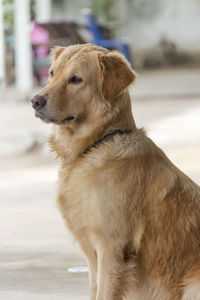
33;44;200;300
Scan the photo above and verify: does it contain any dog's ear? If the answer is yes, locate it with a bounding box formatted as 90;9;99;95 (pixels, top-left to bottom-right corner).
98;51;136;101
51;47;65;62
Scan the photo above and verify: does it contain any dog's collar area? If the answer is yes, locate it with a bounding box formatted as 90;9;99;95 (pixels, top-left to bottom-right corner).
83;129;132;154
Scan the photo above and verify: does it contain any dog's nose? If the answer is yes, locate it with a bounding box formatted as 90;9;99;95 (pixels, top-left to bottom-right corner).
31;95;47;110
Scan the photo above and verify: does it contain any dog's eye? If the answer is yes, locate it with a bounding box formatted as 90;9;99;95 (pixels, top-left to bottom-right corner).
49;70;54;77
69;75;83;84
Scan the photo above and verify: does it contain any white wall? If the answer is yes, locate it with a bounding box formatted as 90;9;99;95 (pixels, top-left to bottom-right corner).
117;0;200;52
35;0;52;22
52;0;91;22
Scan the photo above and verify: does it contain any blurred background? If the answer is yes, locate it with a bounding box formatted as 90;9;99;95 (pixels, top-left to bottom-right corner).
0;1;199;299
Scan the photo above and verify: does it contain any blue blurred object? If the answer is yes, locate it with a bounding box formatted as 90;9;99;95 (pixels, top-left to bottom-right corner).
86;13;132;64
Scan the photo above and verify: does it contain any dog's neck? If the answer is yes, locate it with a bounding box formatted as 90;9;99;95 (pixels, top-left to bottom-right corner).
83;129;132;154
50;92;136;161
105;92;136;133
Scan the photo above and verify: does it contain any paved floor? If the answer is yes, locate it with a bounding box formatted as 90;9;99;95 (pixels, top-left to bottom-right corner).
0;68;200;299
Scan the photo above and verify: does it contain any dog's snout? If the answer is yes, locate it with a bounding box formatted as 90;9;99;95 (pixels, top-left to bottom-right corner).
31;95;47;110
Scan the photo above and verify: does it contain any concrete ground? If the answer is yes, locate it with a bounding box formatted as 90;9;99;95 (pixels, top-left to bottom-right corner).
0;68;200;299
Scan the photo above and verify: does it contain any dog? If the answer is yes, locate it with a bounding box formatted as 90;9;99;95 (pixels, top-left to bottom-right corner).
31;44;200;300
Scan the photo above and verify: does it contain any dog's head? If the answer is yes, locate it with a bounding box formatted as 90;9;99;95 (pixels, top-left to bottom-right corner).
31;44;136;126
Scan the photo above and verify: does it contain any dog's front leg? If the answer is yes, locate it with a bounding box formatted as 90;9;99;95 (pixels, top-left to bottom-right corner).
80;243;97;300
87;256;97;300
96;248;124;300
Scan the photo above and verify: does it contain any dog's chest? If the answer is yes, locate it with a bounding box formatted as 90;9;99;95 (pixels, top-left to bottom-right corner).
57;157;128;242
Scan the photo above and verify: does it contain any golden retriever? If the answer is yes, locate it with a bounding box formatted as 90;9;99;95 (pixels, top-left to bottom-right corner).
31;44;200;300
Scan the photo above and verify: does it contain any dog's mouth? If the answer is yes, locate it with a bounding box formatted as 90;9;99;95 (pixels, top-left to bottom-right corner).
35;111;75;124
